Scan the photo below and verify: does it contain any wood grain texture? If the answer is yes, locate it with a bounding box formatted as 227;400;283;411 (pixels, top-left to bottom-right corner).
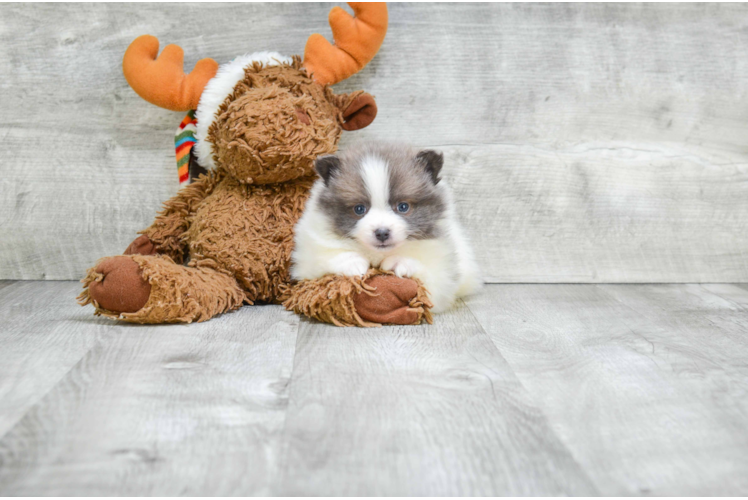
0;292;299;495
275;302;597;496
442;143;748;282
2;281;747;494
725;283;748;300
467;284;748;495
2;3;748;281
0;282;103;439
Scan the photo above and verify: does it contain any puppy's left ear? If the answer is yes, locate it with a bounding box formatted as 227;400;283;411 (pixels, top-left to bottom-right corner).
340;93;377;131
416;150;444;184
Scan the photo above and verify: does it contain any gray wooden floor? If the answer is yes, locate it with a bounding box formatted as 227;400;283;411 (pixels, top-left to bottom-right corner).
1;282;746;495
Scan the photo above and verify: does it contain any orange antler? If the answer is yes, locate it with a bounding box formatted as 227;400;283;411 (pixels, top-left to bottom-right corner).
122;35;219;111
303;2;388;86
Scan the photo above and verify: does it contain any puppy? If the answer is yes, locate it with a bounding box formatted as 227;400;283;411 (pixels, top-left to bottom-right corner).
291;142;481;313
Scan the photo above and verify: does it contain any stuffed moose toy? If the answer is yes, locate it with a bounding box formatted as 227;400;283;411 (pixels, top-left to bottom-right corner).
78;3;434;326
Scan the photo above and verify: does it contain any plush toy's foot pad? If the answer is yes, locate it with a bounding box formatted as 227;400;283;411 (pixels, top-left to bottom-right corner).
283;270;433;327
354;275;424;325
79;254;245;324
84;256;151;313
124;235;157;256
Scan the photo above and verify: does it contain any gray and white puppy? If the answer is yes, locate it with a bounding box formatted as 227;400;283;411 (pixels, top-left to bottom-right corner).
291;142;481;313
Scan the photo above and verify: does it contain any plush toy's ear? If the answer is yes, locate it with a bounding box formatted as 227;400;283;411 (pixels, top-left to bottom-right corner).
315;155;341;185
342;93;377;131
416;150;443;184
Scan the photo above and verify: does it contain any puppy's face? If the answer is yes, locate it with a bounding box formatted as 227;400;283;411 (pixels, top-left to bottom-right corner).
316;144;446;252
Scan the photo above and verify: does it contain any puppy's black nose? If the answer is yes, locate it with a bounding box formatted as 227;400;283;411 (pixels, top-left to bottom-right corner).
374;228;390;242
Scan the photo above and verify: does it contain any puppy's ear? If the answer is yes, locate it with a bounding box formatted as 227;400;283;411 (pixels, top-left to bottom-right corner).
416;150;444;184
315;155;341;185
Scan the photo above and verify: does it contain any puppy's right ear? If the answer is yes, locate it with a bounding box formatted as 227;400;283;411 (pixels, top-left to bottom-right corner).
315;155;341;186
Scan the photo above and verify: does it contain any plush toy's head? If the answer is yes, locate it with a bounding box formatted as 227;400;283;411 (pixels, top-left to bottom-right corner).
199;56;377;184
122;3;387;185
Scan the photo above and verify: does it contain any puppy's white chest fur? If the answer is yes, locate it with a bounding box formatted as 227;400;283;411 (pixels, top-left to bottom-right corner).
291;143;481;313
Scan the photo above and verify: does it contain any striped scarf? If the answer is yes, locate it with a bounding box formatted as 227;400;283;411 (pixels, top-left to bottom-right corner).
175;110;198;185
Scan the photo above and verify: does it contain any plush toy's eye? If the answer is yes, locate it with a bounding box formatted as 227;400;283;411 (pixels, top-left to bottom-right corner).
396;202;410;214
354;204;368;216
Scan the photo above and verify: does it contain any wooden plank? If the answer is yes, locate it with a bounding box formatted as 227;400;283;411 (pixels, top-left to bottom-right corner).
711;283;748;305
442;143;748;282
688;283;748;310
2;4;748;281
467;284;748;495
0;282;102;439
274;301;597;496
0;302;299;495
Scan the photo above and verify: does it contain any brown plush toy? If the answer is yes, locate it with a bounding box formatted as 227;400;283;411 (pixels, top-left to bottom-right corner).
78;3;433;327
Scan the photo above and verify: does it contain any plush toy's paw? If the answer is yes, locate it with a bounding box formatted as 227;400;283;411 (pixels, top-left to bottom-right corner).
353;274;421;325
380;255;422;278
124;235;157;256
332;252;370;277
87;256;151;313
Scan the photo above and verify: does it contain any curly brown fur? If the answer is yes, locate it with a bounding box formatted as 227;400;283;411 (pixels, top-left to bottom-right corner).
208;59;353;185
282;269;433;327
141;170;225;263
80;254;245;324
183;175;315;303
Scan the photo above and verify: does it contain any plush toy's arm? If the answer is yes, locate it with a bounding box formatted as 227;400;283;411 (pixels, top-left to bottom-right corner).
282;269;433;327
129;170;223;263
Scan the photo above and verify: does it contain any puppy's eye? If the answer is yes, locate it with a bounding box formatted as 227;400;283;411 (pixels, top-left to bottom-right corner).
353;204;368;216
396;202;410;213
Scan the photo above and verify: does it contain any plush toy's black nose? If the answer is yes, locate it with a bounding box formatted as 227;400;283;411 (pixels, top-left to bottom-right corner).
374;228;390;242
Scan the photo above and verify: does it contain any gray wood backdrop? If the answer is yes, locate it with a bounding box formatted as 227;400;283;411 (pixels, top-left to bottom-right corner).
1;3;747;282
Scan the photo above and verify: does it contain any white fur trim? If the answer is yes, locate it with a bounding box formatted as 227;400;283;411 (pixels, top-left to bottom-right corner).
194;51;292;169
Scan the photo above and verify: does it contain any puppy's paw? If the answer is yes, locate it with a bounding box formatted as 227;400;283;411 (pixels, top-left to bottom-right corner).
380;255;422;278
332;252;370;277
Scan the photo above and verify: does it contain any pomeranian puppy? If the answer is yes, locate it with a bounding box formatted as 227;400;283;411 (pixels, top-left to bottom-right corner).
291;142;481;313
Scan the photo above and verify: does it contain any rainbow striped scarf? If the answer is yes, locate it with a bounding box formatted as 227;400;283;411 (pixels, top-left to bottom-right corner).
175;110;198;185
